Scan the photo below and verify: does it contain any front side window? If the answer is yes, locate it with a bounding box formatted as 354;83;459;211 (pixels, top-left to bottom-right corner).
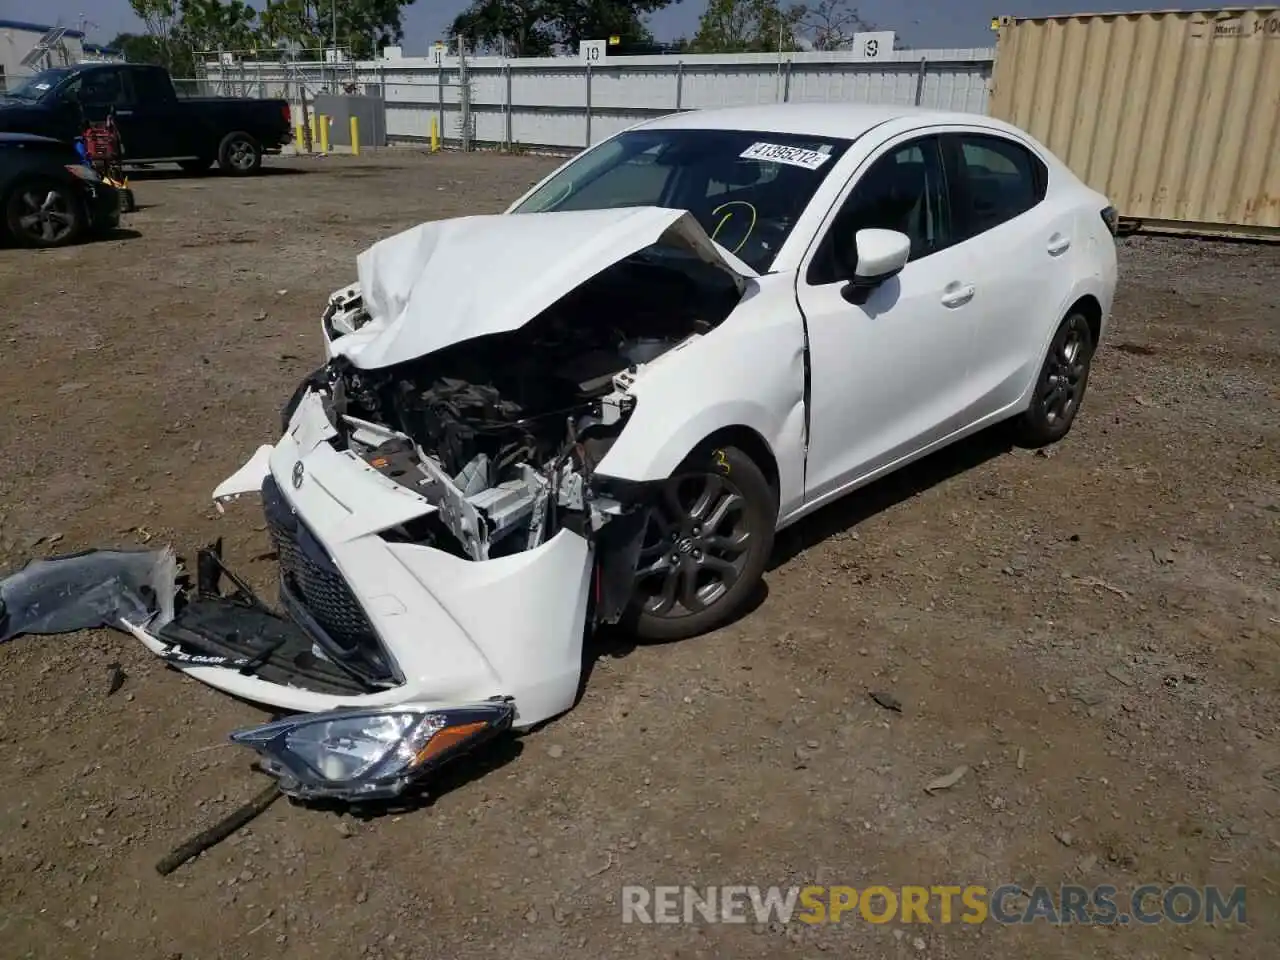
807;136;951;286
948;133;1047;238
66;69;133;108
512;128;854;273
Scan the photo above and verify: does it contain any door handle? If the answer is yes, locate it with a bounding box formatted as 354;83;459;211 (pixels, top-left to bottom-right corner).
1047;233;1071;256
115;109;134;116
940;282;975;308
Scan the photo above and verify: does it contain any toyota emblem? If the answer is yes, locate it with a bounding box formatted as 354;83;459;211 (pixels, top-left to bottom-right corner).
291;460;305;489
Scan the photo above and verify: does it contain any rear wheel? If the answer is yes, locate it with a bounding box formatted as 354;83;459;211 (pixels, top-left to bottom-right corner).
218;132;262;175
627;444;775;642
5;179;85;248
1015;310;1096;447
178;158;214;174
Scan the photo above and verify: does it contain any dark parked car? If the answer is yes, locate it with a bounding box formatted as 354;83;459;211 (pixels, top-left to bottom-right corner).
1;132;120;247
0;63;292;175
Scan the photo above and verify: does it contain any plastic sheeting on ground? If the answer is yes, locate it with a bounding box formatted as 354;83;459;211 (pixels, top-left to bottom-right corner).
0;547;177;643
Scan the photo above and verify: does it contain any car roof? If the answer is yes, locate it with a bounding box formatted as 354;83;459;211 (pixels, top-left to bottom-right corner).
636;102;1007;140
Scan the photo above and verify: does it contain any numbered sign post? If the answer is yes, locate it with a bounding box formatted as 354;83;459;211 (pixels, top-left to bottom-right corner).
853;31;895;59
580;39;607;64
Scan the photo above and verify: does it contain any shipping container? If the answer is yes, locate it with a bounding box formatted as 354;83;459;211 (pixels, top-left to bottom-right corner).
989;8;1280;239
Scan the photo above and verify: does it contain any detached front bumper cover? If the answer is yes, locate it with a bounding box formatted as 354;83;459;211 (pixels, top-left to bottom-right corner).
230;701;515;801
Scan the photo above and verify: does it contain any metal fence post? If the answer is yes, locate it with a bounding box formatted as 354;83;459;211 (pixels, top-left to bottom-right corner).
676;60;684;110
437;61;445;148
783;59;793;102
459;38;471;152
504;62;513;150
585;63;593;147
914;58;929;106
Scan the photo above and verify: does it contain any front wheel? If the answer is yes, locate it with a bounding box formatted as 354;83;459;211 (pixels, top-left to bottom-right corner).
5;179;85;248
218;132;262;175
627;444;776;642
1014;310;1096;447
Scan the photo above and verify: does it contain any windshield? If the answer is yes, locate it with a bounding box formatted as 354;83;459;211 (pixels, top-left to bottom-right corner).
512;127;852;273
5;68;73;101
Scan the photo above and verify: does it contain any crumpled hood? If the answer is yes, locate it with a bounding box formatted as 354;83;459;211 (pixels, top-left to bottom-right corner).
335;206;754;370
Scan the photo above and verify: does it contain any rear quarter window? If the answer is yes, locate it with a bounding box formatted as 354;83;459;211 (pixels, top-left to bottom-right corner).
951;134;1048;238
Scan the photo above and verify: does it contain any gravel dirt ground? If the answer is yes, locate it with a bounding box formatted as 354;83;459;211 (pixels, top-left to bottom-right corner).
0;152;1277;960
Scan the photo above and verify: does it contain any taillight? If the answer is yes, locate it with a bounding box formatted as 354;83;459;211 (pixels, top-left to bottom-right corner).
282;103;292;126
1101;205;1119;236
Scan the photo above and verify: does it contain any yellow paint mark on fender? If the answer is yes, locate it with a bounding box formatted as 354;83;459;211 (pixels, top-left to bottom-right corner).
714;449;731;474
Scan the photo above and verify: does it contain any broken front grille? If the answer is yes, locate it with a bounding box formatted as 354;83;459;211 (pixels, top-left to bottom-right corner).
262;475;376;653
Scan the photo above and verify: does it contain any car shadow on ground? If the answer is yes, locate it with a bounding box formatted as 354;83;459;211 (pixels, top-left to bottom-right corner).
768;423;1015;571
127;165;310;181
0;228;142;250
579;427;1015;687
97;228;143;243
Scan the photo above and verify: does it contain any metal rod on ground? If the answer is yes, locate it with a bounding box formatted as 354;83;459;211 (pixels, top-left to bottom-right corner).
156;783;281;876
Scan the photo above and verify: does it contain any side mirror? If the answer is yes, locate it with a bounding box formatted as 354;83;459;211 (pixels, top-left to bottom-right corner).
841;228;911;304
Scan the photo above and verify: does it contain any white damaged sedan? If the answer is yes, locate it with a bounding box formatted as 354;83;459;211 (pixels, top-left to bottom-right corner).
130;104;1118;800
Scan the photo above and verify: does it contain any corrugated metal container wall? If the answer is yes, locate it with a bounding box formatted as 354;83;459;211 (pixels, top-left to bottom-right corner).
989;8;1280;237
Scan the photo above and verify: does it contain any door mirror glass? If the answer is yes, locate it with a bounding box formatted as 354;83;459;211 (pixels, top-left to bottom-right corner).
854;228;911;282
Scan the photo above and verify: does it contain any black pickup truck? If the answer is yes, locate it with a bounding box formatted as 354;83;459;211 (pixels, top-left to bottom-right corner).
0;63;292;174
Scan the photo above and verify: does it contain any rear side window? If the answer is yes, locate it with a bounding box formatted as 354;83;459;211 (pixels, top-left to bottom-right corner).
131;68;172;104
947;134;1047;238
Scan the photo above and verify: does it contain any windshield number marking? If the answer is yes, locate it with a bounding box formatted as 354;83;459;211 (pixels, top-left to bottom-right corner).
739;142;832;171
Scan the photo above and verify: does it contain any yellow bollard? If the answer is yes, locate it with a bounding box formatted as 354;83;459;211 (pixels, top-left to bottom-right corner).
430;116;439;153
318;115;329;153
295;121;305;150
350;116;360;156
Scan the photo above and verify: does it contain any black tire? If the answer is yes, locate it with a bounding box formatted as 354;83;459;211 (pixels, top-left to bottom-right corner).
4;178;85;248
178;158;214;174
217;132;262;175
627;443;776;642
1014;310;1096;447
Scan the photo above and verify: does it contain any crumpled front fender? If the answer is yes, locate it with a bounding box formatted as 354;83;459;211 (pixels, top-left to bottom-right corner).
211;444;274;508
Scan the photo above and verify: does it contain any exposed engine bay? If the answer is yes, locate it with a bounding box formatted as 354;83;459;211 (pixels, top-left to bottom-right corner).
306;247;743;584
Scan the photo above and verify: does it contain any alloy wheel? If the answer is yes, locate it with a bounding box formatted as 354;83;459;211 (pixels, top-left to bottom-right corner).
16;187;76;244
633;472;753;618
1039;315;1091;424
227;138;256;171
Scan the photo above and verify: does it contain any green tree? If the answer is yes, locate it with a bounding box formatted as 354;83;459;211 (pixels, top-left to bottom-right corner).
127;0;182;66
449;0;678;57
690;0;806;53
180;0;261;53
800;0;873;50
258;0;415;58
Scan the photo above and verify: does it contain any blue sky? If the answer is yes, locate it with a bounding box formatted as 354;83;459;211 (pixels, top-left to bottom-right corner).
4;1;1214;53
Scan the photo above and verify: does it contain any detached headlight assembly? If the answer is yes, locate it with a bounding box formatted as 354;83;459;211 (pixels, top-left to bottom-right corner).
230;702;514;801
